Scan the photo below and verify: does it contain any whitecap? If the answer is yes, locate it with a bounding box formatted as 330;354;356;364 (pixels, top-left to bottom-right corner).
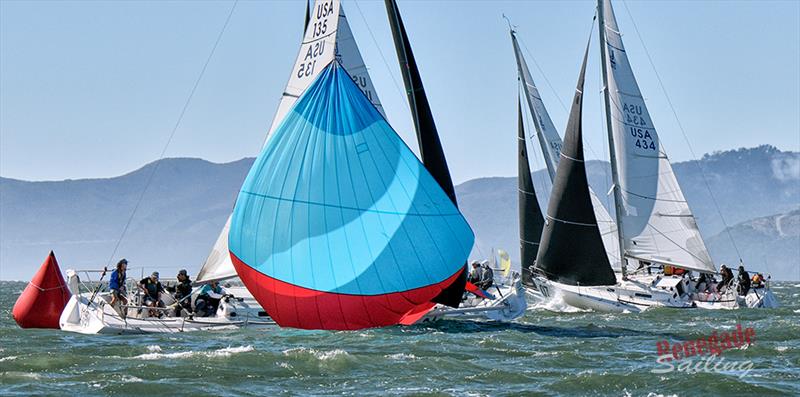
384;353;417;361
532;292;588;313
0;356;18;362
146;345;162;353
282;347;349;361
131;345;253;360
3;371;41;380
775;346;789;352
120;375;143;383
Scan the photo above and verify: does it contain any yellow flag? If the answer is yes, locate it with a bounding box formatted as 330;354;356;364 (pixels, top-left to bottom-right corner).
498;249;511;277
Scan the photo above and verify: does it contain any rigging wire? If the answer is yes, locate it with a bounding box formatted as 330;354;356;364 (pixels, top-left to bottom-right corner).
619;0;743;262
104;0;239;267
351;0;409;114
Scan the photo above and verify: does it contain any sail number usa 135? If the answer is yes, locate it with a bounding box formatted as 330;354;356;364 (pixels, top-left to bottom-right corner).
297;1;336;79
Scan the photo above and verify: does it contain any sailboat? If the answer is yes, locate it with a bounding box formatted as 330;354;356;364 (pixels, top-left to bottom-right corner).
525;0;778;312
226;0;525;330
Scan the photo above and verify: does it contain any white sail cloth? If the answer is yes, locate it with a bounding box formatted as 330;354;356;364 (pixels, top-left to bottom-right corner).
600;0;714;273
196;0;386;283
511;31;621;269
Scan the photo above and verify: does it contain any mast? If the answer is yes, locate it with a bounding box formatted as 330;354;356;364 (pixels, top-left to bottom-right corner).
597;0;628;280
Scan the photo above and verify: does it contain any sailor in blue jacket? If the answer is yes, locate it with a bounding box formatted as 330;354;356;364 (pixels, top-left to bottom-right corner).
109;259;128;313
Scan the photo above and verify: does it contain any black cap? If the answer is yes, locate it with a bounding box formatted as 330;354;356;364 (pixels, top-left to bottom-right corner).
118;258;128;265
178;269;188;276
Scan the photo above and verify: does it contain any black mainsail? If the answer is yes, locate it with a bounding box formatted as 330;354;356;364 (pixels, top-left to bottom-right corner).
534;40;616;286
517;98;544;287
384;0;465;307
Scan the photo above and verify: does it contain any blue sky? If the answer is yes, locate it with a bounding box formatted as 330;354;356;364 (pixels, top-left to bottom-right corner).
1;0;798;184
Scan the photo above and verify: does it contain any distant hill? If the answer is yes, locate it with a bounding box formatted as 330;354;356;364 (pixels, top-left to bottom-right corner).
1;145;798;280
706;209;799;281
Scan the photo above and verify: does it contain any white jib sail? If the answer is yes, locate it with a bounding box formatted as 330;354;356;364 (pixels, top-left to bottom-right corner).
600;0;714;273
196;0;386;283
511;30;621;269
267;1;385;139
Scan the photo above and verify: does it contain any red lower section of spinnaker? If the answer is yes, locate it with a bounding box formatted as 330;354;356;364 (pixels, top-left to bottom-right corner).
12;251;71;329
230;252;462;330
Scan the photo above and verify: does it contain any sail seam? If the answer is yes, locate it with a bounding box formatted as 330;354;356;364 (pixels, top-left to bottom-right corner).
559;152;585;163
545;214;597;227
240;190;462;217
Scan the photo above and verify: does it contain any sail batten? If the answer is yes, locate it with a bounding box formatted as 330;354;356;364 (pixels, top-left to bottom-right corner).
599;0;715;273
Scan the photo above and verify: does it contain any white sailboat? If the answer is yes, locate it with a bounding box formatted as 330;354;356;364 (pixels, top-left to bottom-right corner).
528;0;778;312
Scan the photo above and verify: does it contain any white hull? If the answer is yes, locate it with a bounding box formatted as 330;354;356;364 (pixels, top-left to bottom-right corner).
692;288;780;310
416;273;527;323
59;291;275;335
532;275;693;313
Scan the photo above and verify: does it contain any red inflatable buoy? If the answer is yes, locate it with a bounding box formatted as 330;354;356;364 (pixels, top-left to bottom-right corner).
12;251;72;329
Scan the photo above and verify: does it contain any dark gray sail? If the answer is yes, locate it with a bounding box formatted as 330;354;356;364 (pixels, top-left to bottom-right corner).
384;0;457;205
517;98;544;287
534;40;616;286
304;0;311;31
384;0;465;307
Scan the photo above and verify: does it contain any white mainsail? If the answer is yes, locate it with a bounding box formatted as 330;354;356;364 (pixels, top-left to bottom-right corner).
511;30;620;268
599;0;714;273
196;0;385;283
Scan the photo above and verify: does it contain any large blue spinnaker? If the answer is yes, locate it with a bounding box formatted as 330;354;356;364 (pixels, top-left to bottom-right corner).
229;61;474;330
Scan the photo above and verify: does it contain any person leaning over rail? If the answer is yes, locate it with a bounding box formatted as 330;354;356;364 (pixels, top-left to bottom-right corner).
108;259;128;316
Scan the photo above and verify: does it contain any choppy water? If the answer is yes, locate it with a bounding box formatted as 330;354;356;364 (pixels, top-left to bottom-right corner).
1;281;798;396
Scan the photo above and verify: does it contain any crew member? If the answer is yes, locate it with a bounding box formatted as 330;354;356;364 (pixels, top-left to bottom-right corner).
109;259;129;315
138;271;165;317
166;269;193;316
737;266;751;296
195;280;226;317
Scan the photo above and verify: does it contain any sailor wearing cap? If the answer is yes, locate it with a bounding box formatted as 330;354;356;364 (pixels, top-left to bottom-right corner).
166;269;193;316
138;271;166;317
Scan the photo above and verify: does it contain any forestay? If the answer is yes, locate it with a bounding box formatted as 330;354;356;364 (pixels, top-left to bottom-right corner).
228;62;474;330
600;0;714;273
197;0;386;283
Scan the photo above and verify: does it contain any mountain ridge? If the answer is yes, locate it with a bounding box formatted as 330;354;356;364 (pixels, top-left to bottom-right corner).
1;145;797;280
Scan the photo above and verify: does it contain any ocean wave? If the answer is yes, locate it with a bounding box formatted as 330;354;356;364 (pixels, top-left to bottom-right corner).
131;345;253;360
0;356;18;362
